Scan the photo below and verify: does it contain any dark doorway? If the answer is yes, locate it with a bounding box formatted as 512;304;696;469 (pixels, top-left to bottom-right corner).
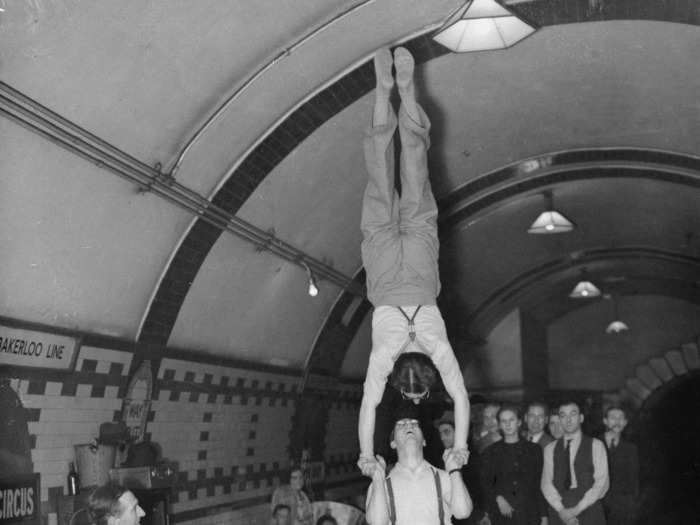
635;373;700;524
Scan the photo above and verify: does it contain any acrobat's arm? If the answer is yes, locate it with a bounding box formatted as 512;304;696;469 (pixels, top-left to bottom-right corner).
358;348;393;474
433;341;470;454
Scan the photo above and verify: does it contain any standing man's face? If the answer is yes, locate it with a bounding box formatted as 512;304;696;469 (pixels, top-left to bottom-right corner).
438;423;455;449
110;491;145;525
548;414;564;439
558;404;584;435
604;409;628;434
483;405;499;433
498;410;521;439
526;405;547;435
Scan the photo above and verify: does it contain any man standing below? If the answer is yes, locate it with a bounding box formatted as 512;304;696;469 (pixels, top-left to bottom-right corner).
548;411;564;441
473;403;502;454
525;402;554;449
436;411;487;525
601;406;638;525
480;406;548;525
86;485;146;525
365;414;473;525
541;401;609;525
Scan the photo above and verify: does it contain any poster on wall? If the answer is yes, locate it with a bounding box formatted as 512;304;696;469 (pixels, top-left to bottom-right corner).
0;322;79;371
0;474;40;525
121;360;153;443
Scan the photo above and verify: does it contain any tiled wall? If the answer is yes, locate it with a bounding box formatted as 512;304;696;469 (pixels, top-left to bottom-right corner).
150;357;300;524
4;341;366;525
9;345;133;503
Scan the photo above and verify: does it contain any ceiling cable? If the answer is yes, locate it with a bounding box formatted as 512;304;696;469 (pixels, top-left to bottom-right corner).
0;82;364;297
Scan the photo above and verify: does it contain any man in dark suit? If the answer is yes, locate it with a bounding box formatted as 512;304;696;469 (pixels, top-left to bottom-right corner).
601;406;638;525
525;401;554;449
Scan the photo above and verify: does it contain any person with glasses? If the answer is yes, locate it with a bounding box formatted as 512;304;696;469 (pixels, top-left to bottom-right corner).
357;46;470;478
366;412;472;525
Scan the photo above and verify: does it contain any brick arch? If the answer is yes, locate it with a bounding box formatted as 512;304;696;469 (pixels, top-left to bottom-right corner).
603;338;700;410
139;0;700;351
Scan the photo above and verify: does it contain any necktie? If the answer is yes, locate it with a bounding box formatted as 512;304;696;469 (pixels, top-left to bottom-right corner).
564;439;572;489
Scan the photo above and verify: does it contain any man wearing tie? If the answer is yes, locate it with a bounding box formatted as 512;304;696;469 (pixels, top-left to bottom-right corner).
541;400;609;525
525;401;554;449
601;406;639;525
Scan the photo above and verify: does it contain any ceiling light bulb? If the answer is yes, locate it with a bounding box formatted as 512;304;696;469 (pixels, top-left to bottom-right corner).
308;281;319;297
301;261;319;298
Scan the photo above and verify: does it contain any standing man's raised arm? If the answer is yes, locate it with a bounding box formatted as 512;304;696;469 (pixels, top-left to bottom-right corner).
366;456;390;525
444;449;473;519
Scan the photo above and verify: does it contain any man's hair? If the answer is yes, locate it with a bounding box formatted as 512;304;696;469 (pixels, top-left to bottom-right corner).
272;504;290;517
526;400;549;414
604;404;627;418
497;404;521;421
87;484;127;525
557;399;582;413
389;352;437;396
316;516;338;525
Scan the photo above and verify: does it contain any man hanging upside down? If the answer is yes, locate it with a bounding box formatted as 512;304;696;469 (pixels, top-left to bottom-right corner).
358;46;470;477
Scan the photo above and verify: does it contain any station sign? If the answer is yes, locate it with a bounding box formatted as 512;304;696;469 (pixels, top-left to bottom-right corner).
0;474;40;525
0;322;79;371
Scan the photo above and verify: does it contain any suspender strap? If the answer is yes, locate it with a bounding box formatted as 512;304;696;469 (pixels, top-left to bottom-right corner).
397;305;422;341
386;475;397;525
433;468;445;525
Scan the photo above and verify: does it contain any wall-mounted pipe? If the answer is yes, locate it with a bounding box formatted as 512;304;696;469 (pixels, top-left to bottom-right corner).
0;82;365;297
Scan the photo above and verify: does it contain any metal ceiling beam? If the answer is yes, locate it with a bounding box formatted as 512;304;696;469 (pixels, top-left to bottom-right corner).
0;81;365;297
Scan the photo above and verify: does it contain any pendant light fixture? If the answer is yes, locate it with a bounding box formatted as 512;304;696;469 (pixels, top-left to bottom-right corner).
528;190;575;234
433;0;537;53
569;269;601;298
605;294;629;334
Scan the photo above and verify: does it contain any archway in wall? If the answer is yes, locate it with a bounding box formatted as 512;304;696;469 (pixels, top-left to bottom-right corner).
632;371;700;524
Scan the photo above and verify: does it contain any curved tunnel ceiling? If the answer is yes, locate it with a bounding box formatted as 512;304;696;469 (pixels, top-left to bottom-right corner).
1;1;698;380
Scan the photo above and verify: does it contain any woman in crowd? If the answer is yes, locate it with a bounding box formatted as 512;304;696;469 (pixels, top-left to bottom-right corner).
271;467;314;525
480;405;548;525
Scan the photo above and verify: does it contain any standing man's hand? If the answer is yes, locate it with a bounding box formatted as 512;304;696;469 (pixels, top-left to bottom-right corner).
540;517;549;525
558;508;578;525
452;446;470;466
495;496;514;517
443;448;466;471
371;455;387;480
357;454;375;477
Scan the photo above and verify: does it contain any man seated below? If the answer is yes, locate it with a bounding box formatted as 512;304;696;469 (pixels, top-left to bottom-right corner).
365;410;473;525
272;504;291;525
86;485;146;525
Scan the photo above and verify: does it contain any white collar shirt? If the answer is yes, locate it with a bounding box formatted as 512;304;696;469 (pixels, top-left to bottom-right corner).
386;460;452;525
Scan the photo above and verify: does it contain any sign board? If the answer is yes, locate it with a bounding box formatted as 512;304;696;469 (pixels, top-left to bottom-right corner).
0;324;79;371
121;361;153;443
0;474;40;525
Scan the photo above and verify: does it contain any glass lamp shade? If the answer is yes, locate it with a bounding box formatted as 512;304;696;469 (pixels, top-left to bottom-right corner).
527;210;574;234
433;0;536;52
569;280;601;298
605;320;629;334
